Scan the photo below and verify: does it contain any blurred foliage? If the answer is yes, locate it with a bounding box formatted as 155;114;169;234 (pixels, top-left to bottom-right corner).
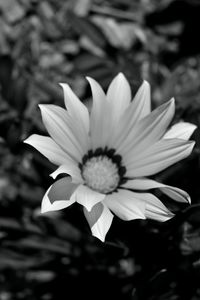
1;0;200;299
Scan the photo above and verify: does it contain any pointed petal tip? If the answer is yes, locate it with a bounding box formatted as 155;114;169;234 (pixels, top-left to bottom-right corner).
94;234;105;242
170;97;175;103
85;76;92;81
59;82;70;89
142;80;150;87
38;104;46;112
41;192;52;214
23;137;30;144
85;76;96;85
187;195;191;204
115;72;127;81
117;72;125;77
23;134;36;145
138;80;151;94
163;122;197;140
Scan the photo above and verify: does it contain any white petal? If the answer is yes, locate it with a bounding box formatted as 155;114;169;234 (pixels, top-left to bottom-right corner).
41;178;79;213
104;189;146;221
83;202;113;242
24;134;74;166
163;122;197;140
116;98;175;157
72;184;106;211
39;105;88;162
59;83;89;134
126;139;195;177
108;80;151;148
132;80;151;118
87;77;112;149
144;194;174;221
106;73;131;120
50;164;83;184
122;178;190;203
104;189;174;222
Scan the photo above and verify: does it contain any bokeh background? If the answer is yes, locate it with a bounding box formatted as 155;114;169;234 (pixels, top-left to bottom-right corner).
1;0;200;299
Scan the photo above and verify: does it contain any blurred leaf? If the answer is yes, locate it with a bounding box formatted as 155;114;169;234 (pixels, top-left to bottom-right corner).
93;17;146;50
72;0;91;17
0;0;25;23
67;11;108;49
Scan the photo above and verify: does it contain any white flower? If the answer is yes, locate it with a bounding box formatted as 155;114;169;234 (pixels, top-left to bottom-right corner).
24;73;196;242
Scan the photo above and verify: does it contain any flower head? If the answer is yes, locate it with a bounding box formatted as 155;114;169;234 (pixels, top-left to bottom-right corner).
24;73;196;242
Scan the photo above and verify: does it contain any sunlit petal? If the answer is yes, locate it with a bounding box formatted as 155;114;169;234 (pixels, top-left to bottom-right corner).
86;77;112;149
145;194;174;221
109;80;151;148
24;134;75;166
107;73;131;119
59;83;89;134
72;184;106;211
116;98;175;156
122;178;190;203
39;104;88;162
126;139;195;177
104;189;146;221
41;178;79;213
84;202;113;242
50;164;83;184
132;80;151;118
163;122;197;140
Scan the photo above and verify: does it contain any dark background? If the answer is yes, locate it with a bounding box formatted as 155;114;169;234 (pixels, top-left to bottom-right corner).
1;0;200;299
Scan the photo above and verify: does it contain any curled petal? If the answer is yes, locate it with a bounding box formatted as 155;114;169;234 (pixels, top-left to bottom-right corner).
104;189;173;222
72;184;106;211
50;164;83;184
84;202;114;242
163;122;197;140
104;189;146;221
144;194;174;221
41;178;79;213
24;134;75;166
122;178;190;203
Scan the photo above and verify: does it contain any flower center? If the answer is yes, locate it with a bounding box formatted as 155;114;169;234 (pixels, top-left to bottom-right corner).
82;155;120;193
80;148;127;194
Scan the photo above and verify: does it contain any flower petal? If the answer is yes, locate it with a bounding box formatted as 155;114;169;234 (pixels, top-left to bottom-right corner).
72;184;106;211
50;164;83;184
144;194;174;221
122;178;190;203
87;77;112;149
104;189;174;222
132;80;151;118
126;139;195;177
106;73;131;120
59;83;89;134
109;80;151;148
83;202;113;242
163;122;197;140
24;134;75;166
116;98;175;156
39;104;88;162
41;178;79;213
104;189;146;221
